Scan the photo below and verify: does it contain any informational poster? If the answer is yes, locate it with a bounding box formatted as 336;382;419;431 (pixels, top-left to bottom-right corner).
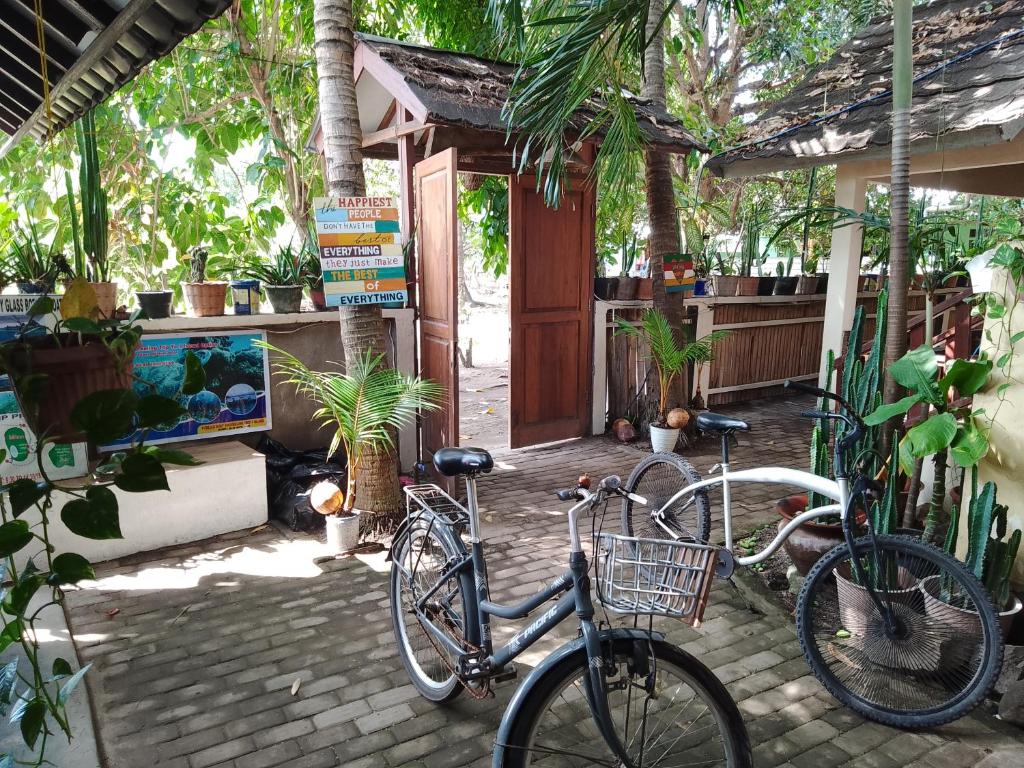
101;330;273;451
665;256;696;295
0;294;61;341
314;196;407;307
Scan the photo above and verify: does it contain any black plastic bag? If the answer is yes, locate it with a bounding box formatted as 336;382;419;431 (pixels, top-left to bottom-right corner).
256;436;347;532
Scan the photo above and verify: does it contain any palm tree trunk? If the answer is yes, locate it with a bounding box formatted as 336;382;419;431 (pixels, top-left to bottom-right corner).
312;0;401;521
643;0;685;416
883;0;913;428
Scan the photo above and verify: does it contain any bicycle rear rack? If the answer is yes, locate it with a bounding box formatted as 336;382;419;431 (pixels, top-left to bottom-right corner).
404;484;471;528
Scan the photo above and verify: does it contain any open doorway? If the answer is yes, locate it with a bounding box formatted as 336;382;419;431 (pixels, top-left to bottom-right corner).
456;174;509;451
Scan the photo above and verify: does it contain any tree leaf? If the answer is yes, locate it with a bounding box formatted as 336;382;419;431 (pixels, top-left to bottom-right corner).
63;317;101;334
0;521;33;557
48;553;95;585
898;436;917;478
61;487;122;540
937;358;992;398
888;345;940;403
70;389;138;444
863;394;922;426
58;663;91;705
20;698;45;749
114;453;169;493
906;413;958;457
135;395;187;430
59;277;99;321
142;447;202;466
182;351;206;396
7;479;47;518
951;419;990;468
27;296;54;317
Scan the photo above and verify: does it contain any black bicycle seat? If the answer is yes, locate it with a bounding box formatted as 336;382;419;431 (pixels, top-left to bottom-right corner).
433;447;494;477
695;412;750;433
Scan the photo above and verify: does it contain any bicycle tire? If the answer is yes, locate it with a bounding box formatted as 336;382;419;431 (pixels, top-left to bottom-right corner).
498;637;752;767
389;514;474;702
797;534;1002;728
623;452;712;543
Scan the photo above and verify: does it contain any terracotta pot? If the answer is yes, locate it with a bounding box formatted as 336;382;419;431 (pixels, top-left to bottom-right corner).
712;275;737;297
183;282;228;317
264;285;303;314
795;276;819;295
756;276;776;296
921;575;1021;639
636;277;653;300
735;276;760;296
773;276;799;295
90;282;118;319
615;277;638;301
8;336;135;442
777;495;846;575
310;288;329;311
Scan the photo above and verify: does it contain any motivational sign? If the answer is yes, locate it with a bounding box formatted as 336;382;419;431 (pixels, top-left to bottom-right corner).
314;196;407;307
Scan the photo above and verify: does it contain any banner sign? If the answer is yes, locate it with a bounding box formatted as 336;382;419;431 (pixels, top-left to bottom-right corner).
101;330;273;451
0;294;62;342
665;256;696;295
314;196;407;307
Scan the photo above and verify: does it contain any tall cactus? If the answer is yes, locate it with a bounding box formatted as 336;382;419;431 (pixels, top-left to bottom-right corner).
74;109;110;282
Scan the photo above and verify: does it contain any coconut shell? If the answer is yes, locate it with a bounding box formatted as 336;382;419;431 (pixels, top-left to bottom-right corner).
666;408;690;429
611;418;637;443
310;480;345;515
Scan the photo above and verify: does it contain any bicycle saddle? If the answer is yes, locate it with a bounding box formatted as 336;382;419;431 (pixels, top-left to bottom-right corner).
695;412;750;433
433;447;494;477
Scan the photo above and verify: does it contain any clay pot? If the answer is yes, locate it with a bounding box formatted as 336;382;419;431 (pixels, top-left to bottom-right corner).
90;282;118;319
636;278;653;300
712;275;738;297
774;276;800;295
183;282;228;317
310;288;329;311
735;276;759;296
921;575;1022;639
615;277;638;301
777;495;846;575
834;562;921;638
594;277;617;300
756;276;776;296
795;276;819;295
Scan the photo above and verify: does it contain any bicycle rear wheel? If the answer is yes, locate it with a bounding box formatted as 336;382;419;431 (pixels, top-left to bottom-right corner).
623;453;711;543
498;637;751;767
797;534;1002;728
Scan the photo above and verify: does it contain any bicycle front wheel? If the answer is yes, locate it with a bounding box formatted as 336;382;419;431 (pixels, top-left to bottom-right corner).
623;453;711;543
797;534;1002;728
498;637;752;767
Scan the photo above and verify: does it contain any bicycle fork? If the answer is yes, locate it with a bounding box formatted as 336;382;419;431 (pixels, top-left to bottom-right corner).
841;476;901;636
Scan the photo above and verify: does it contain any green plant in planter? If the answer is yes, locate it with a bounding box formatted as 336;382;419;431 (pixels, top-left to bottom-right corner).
738;218;763;278
943;467;1021;611
243;246;304;286
64;109;110;284
775;252;795;278
6;219;64;293
0;284;203;763
618;234;639;278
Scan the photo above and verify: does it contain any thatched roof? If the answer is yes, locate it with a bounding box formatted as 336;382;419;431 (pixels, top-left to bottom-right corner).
710;0;1024;176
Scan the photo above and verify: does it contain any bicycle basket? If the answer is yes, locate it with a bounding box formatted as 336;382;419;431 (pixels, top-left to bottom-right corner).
595;533;718;625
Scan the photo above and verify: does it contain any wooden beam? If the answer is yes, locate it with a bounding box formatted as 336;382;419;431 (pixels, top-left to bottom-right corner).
376;99;397;131
361;120;431;149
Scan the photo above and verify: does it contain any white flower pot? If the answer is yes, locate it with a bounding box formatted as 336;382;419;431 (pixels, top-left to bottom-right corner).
325;511;361;554
649;424;680;453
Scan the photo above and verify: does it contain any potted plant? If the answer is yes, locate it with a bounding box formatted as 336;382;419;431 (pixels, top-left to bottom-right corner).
244;246;304;313
796;251;820;295
614;234;640;300
7;220;62;294
65;109;117;319
616;309;727;452
259;342;442;551
774;252;799;295
735;220;762;296
303;245;328;311
135;284;174;319
0;279;142;441
711;250;738;297
182;247;229;317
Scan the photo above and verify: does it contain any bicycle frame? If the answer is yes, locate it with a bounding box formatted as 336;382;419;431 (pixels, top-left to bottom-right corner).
654;465;849;567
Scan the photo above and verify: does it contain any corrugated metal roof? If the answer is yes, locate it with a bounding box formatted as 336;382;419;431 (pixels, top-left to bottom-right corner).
709;0;1024;176
0;0;232;158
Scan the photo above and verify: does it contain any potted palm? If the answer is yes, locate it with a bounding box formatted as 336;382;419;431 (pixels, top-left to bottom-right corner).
182;247;229;317
259;343;442;552
616;309;727;452
244;246;304;313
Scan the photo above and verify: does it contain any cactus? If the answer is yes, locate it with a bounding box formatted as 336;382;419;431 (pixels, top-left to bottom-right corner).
189;247;209;283
75;109;109;282
808;350;834;512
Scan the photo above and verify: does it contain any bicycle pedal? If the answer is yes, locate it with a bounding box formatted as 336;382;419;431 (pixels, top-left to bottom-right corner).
491;663;517;684
457;650;491;680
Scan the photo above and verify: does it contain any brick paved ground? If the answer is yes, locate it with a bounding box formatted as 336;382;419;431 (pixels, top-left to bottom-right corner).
66;397;1024;767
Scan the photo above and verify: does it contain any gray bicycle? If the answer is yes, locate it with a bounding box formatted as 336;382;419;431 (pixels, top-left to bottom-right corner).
388;447;753;768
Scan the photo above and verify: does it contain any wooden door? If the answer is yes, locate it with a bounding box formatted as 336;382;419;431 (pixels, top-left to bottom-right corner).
415;149;459;463
508;176;595;448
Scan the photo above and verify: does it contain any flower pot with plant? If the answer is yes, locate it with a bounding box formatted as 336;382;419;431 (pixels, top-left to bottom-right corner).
614;234;640;300
735;219;763;296
796;250;820;295
616;309;727;452
303;242;328;311
259;343;442;548
245;246;304;314
182;247;229;317
7;218;62;295
774;253;799;295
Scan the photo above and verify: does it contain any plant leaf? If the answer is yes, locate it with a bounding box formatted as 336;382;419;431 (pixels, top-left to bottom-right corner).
938;358;992;398
48;553;95;585
51;658;72;679
114;453;169;493
142;447;202;466
20;699;45;749
59;277;99;321
7;479;47;518
0;521;33;557
71;389;138;445
58;663;91;705
61;486;122;540
950;419;990;468
135;395;187;430
888;345;941;403
906;413;958;457
864;394;922;426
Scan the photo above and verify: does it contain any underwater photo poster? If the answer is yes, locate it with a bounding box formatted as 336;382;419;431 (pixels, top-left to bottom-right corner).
100;330;273;450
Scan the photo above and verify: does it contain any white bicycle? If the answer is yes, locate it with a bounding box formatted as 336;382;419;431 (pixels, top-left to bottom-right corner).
620;379;1002;729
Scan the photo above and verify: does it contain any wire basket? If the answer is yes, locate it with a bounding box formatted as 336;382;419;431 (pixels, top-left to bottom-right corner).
595;532;718;625
404;484;470;527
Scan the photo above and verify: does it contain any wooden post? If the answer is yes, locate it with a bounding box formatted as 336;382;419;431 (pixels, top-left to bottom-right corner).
398;106;417;308
819;166;867;386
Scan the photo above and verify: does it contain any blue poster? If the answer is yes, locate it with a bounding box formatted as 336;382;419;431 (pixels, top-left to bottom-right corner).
101;330;272;450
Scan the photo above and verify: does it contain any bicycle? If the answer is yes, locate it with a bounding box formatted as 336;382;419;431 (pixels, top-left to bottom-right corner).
621;379;1003;729
389;447;753;767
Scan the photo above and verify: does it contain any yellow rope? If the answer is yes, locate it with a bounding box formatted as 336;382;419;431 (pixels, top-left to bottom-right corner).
32;0;54;141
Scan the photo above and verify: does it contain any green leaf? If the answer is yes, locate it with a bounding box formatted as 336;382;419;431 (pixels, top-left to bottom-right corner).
60;486;122;540
51;658;72;679
996;352;1012;369
135;395;187;430
938;359;992;398
20;699;45;749
70;389;139;444
58;663;91;705
864;394;922;426
48;553;95;585
3;573;42;617
1012;330;1024;345
27;297;54;317
951;419;990;468
63;317;101;334
888;346;940;403
7;479;47;518
142;447;202;466
998;382;1012;396
114;453;169;493
182;351;206;396
906;413;958;457
0;521;33;557
0;620;22;654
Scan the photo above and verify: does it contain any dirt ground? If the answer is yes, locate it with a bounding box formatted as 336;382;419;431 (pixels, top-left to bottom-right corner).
458;271;510;450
